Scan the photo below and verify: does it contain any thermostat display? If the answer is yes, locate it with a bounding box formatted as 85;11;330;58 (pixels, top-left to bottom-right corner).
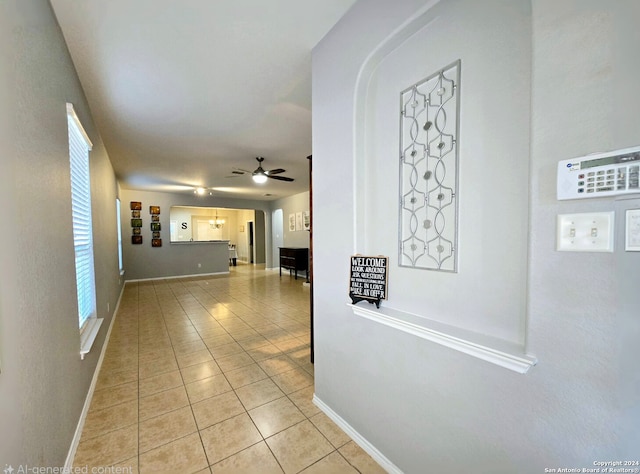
557;145;640;200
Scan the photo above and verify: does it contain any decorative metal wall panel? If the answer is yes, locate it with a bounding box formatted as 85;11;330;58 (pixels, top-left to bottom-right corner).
399;60;460;272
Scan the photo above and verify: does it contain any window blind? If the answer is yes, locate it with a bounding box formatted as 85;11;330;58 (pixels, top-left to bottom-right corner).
116;198;123;273
67;103;95;330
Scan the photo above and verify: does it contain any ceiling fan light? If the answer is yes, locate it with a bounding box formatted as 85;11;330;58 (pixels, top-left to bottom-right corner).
195;187;206;195
252;173;268;184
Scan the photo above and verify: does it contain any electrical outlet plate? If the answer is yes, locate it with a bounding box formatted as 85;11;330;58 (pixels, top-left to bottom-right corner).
557;212;614;252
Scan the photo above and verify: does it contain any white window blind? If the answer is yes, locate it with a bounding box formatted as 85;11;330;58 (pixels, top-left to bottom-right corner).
116;198;123;273
67;103;96;331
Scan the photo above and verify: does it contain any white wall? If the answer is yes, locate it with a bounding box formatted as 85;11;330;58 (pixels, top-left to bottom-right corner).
170;206;236;242
527;0;640;462
312;0;640;472
1;0;123;465
361;0;530;344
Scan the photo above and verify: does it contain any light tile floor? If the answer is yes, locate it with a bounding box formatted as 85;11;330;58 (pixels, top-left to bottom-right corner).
73;264;386;474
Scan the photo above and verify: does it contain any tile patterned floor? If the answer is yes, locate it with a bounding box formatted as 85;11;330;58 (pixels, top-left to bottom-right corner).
73;264;386;474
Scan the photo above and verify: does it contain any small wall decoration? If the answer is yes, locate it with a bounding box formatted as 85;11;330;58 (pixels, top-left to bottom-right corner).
130;201;143;244
349;255;389;308
150;205;161;247
289;214;296;232
239;225;244;232
303;210;310;231
295;212;303;231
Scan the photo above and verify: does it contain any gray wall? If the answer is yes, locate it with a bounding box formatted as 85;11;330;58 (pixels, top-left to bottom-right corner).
0;0;123;466
312;0;640;472
527;0;640;462
271;191;311;249
254;210;266;264
119;189;272;280
270;192;311;275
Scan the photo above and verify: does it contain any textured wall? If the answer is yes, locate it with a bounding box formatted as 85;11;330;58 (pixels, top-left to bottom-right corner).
527;0;640;462
0;0;122;466
271;191;311;249
361;0;530;344
312;0;640;472
119;189;271;280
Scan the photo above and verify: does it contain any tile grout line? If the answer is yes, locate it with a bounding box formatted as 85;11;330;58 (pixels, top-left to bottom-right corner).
86;267;357;473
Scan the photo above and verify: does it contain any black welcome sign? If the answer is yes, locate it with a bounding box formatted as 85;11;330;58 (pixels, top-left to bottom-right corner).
349;255;388;308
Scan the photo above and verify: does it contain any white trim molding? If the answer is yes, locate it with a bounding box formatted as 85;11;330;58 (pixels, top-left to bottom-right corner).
79;317;104;360
313;395;403;474
125;270;229;283
350;303;537;374
66;285;125;468
66;103;93;149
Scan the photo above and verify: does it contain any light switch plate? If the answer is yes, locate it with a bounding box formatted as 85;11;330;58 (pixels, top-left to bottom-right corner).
557;212;614;252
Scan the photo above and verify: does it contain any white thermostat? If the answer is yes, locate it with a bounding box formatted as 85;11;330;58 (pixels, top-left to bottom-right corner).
557;145;640;200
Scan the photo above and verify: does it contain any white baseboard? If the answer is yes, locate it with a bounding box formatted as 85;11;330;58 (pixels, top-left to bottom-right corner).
125;270;229;282
312;394;402;474
65;284;125;469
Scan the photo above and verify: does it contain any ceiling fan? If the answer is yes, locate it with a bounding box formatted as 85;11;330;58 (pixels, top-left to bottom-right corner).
231;157;294;183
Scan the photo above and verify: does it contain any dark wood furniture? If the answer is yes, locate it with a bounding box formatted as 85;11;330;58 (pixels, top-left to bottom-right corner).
279;247;309;280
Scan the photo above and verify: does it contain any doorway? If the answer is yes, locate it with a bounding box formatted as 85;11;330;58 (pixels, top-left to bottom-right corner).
247;221;254;264
272;209;283;268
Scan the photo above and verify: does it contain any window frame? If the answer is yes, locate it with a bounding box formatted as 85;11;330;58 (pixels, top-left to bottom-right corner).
67;103;103;358
116;197;124;274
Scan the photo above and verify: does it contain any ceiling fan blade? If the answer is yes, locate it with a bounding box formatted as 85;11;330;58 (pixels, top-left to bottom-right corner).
266;168;286;175
268;175;294;182
232;168;250;174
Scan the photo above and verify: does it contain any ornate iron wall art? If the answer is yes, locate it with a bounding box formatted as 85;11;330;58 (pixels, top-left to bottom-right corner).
399;60;460;272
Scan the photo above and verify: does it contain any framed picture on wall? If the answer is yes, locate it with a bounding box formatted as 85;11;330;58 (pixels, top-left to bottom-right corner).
150;222;161;231
131;218;143;228
151;215;160;222
303;210;310;231
132;228;141;235
131;210;141;218
130;201;142;210
152;238;162;247
149;206;160;215
152;231;161;239
131;235;143;245
295;211;303;231
289;214;296;232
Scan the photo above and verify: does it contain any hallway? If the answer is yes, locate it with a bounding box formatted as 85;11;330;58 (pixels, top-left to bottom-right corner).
72;264;384;473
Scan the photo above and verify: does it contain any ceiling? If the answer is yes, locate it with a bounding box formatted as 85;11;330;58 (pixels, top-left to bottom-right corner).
49;0;356;200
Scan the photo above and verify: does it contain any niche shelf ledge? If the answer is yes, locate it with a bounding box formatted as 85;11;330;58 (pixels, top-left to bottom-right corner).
349;303;537;374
